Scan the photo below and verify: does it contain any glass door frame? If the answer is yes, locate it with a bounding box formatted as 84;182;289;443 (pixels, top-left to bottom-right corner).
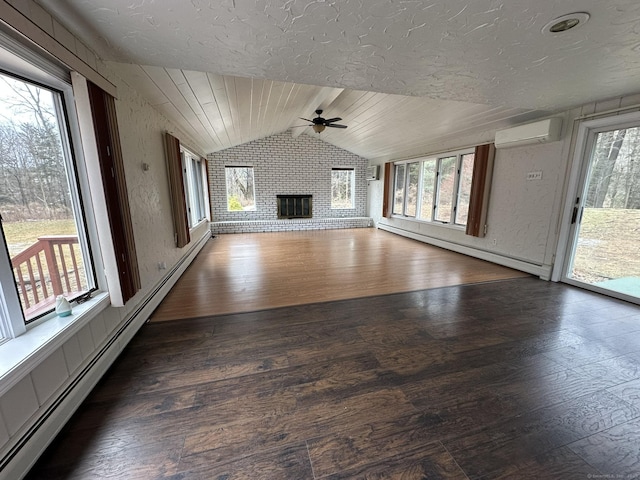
552;110;640;305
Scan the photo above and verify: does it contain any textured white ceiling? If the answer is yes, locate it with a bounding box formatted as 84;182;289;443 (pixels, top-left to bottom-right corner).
36;0;640;157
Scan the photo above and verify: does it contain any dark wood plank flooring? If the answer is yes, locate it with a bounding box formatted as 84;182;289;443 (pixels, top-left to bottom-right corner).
26;277;640;479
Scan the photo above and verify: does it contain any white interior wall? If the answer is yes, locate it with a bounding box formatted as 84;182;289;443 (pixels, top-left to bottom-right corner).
368;95;640;279
0;3;210;478
367;114;574;278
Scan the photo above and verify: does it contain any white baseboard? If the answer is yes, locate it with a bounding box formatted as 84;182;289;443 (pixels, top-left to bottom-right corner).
378;223;552;279
2;230;211;480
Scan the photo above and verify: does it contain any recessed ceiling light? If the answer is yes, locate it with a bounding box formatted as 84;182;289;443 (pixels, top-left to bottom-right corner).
542;12;590;34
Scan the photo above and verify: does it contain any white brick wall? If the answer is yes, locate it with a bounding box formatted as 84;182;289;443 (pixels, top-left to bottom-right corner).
208;131;370;232
211;217;372;234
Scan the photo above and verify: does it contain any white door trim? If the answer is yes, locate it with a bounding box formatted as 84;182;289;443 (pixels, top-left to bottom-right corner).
552;110;640;287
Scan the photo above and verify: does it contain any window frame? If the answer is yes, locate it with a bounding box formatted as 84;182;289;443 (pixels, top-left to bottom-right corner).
181;147;208;227
0;43;104;338
392;163;406;215
331;167;355;210
224;165;256;212
392;147;475;228
455;152;476;226
418;158;437;222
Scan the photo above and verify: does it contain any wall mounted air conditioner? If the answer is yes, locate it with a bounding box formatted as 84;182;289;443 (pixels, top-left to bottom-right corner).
494;118;562;149
366;165;379;180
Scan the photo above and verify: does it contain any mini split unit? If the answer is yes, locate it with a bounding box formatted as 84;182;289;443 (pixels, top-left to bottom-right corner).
494;118;563;149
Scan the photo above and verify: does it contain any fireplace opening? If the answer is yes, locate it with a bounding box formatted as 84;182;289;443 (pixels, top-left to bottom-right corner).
277;194;312;219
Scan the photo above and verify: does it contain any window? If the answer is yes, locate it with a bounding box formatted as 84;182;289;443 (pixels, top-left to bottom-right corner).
182;148;207;226
456;153;475;225
404;162;420;217
0;70;96;328
331;167;355;209
225;166;255;211
393;149;475;226
434;156;457;222
392;163;406;215
419;160;436;220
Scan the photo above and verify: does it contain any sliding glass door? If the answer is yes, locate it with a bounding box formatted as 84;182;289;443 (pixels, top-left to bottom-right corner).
562;114;640;302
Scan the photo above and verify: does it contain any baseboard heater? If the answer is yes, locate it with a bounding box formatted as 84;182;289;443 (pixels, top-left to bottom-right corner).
0;231;211;480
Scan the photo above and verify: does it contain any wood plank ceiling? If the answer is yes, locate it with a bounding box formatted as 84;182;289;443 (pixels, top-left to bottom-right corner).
113;62;546;160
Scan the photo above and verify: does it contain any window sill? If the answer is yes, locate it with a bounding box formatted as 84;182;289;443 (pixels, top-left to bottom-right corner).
189;218;208;232
0;292;110;397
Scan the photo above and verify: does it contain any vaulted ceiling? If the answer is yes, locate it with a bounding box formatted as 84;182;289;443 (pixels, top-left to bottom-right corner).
38;0;640;160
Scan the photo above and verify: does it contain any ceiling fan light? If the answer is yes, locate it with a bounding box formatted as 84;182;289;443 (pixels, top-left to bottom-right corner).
313;124;325;133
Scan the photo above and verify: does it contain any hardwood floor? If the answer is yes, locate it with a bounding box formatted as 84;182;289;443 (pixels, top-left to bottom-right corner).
150;229;529;321
26;274;640;478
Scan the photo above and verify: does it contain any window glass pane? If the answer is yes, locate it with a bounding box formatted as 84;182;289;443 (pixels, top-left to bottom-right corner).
404;162;420;217
568;126;640;296
419;159;436;220
192;159;205;221
331;169;354;209
225;166;255;211
393;164;406;214
181;152;194;226
0;73;93;323
184;153;206;225
455;153;475;225
435;156;456;222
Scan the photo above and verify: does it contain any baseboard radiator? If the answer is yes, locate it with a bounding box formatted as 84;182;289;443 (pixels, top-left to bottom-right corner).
1;231;211;480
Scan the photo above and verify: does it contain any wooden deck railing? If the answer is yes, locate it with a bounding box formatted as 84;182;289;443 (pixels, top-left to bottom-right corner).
10;235;86;320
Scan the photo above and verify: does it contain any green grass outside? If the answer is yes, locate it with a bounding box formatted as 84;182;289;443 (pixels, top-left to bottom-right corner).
572;208;640;284
4;219;77;257
4;211;638;291
4;218;87;318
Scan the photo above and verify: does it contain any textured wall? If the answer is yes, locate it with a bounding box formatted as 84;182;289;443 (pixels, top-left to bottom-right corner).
369;96;640;276
487;141;566;263
369;113;572;273
108;62;208;288
0;2;209;474
208;131;369;222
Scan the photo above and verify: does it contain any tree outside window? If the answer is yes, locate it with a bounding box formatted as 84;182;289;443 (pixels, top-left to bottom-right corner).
434;156;457;223
225;166;255;211
331;168;354;209
392;163;406;215
0;71;95;325
419;159;436;221
455;153;475;225
182;149;208;225
393;149;475;227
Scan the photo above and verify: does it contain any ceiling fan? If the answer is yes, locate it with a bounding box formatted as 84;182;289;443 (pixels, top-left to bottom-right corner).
298;109;348;133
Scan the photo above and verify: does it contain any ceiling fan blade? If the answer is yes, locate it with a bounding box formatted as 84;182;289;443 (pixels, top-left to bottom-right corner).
324;117;342;123
300;117;314;122
291;124;313;128
326;124;347;129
